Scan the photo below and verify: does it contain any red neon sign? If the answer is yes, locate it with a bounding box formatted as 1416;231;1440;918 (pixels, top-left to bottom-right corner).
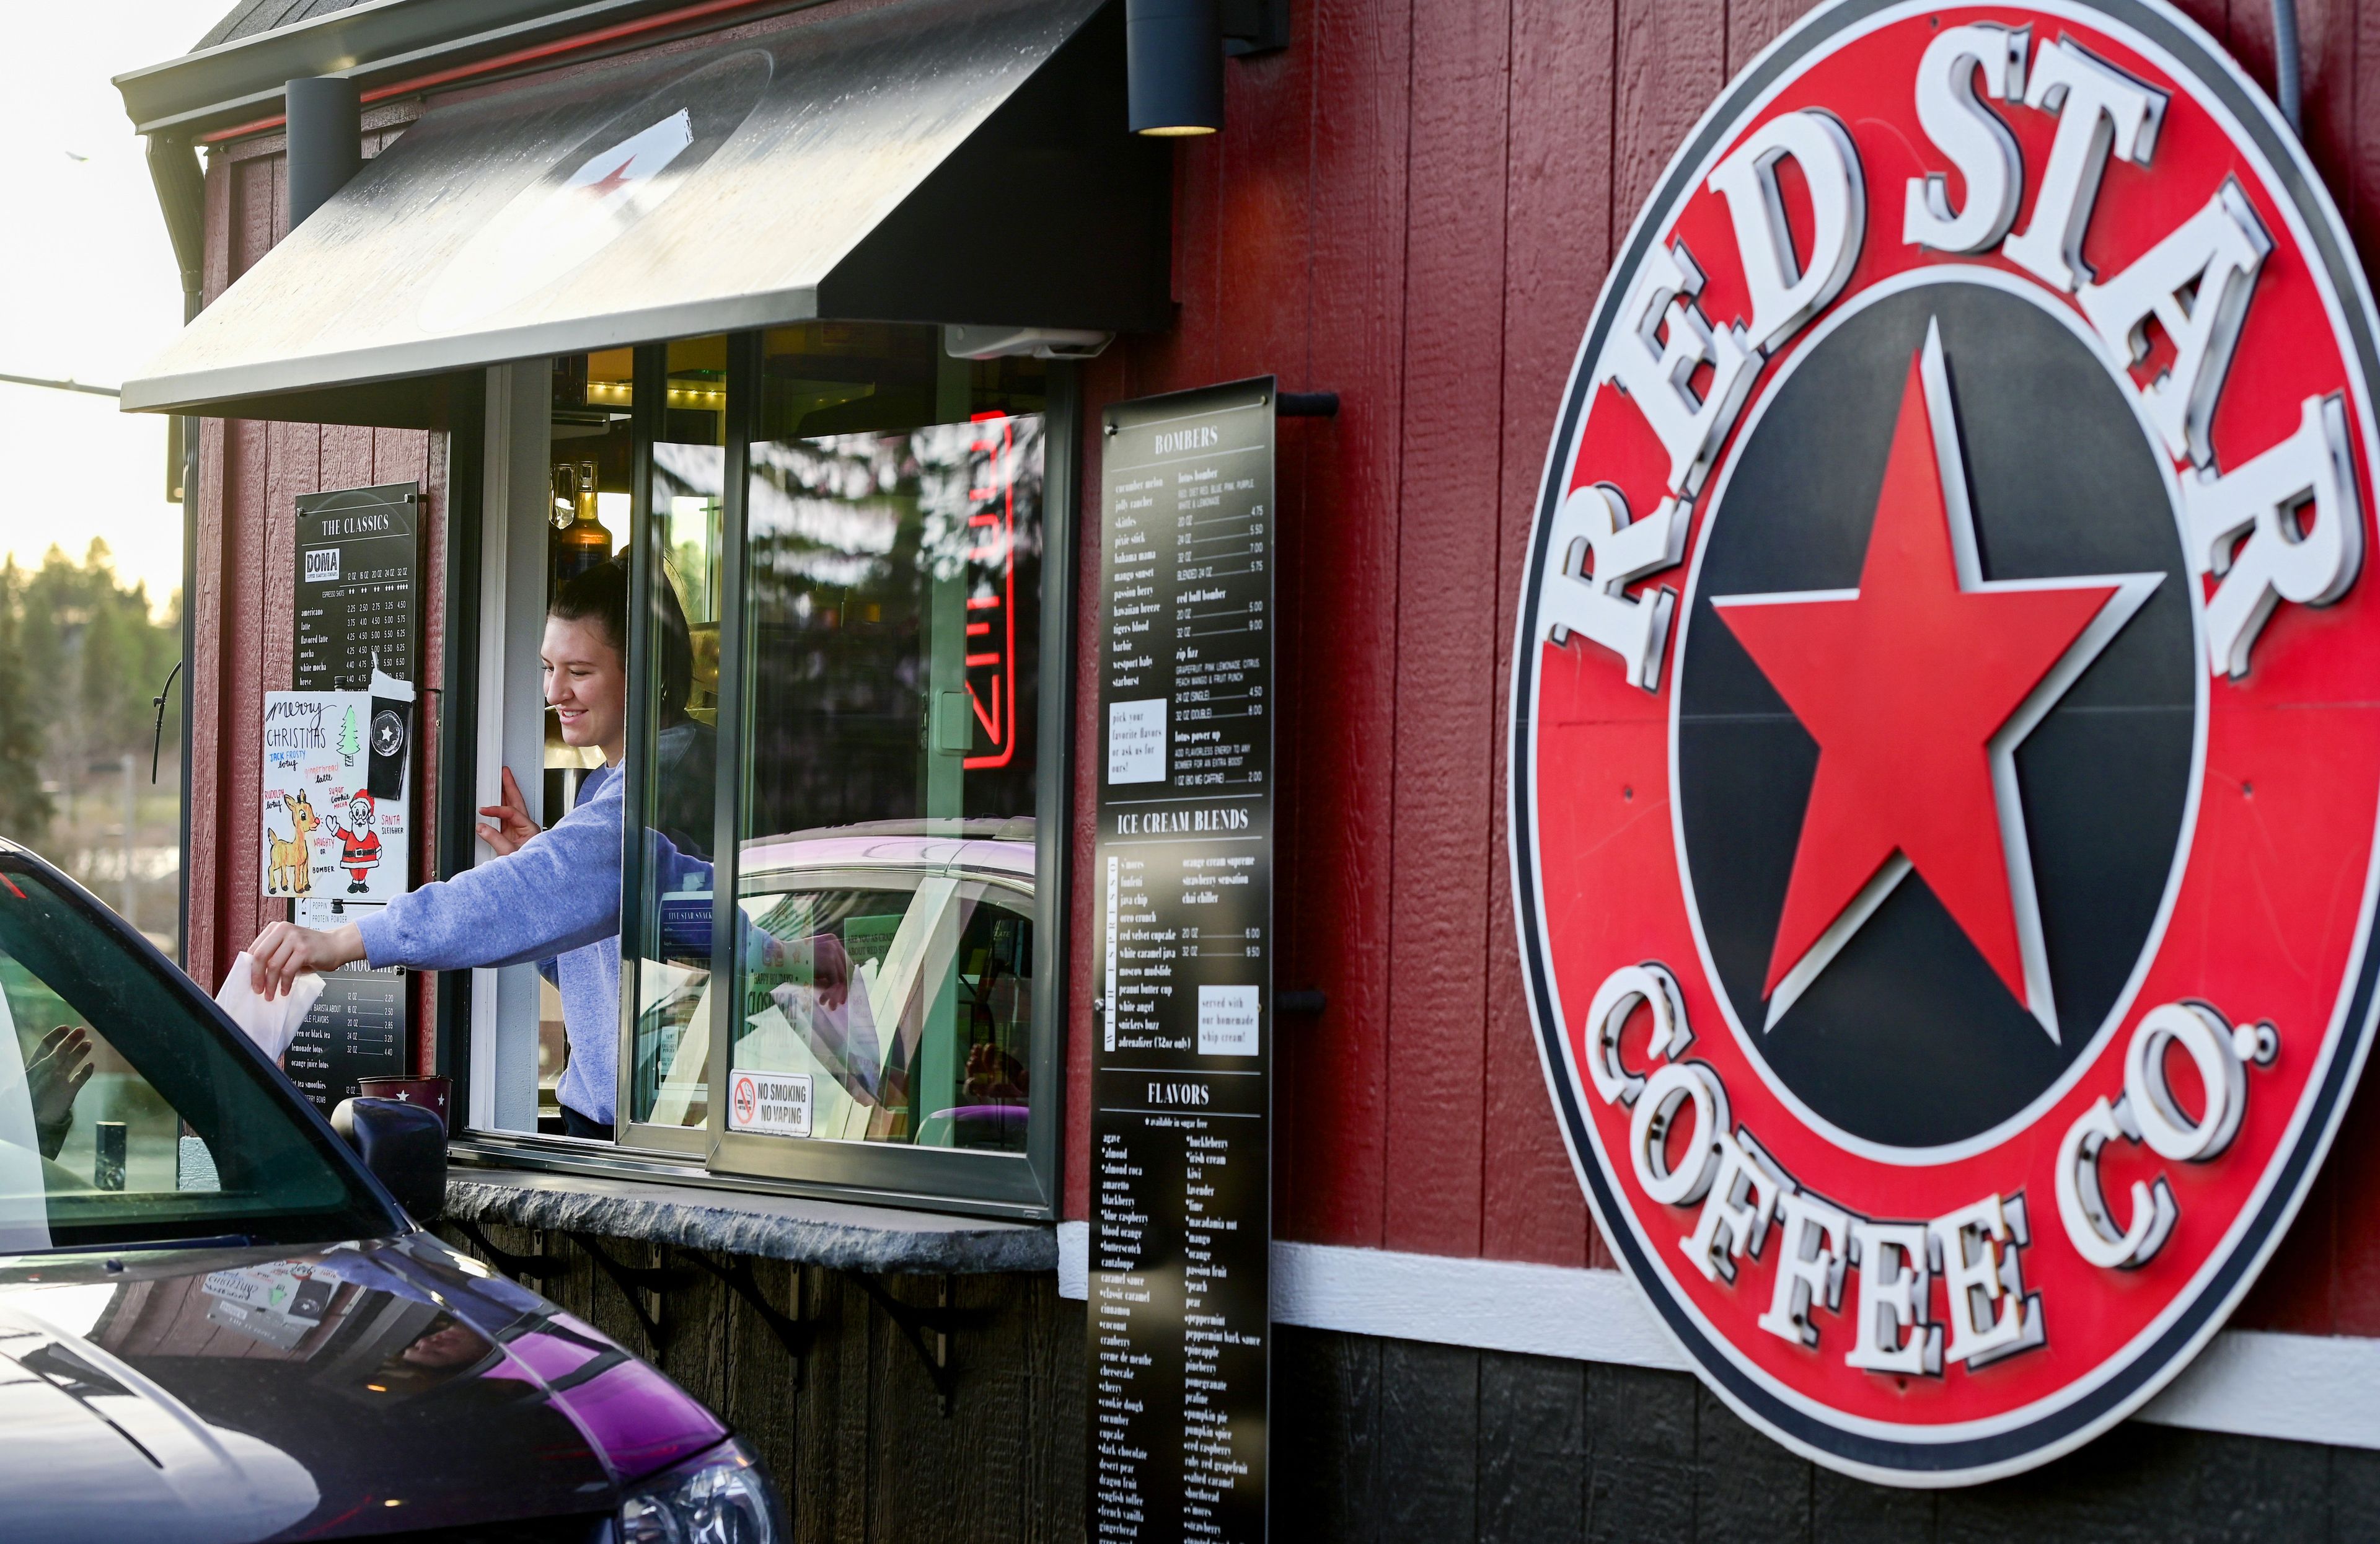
963;412;1018;770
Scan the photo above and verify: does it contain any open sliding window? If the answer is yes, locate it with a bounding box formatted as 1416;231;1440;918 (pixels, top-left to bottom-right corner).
465;327;1072;1216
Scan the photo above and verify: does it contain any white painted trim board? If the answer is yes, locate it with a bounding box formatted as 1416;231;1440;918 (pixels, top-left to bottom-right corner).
1054;1227;2380;1451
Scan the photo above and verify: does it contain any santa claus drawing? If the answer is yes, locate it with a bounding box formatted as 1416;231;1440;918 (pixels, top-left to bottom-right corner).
324;790;383;895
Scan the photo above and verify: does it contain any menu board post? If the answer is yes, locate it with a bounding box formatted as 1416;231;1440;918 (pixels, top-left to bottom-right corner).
1089;379;1276;1543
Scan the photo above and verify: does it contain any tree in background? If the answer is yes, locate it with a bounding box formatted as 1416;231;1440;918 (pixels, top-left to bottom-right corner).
0;562;52;840
0;541;181;848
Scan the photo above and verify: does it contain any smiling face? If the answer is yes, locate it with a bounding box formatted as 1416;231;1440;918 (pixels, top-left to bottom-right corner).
542;613;628;765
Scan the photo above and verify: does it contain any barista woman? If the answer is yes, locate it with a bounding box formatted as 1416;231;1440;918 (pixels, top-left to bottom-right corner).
247;558;838;1140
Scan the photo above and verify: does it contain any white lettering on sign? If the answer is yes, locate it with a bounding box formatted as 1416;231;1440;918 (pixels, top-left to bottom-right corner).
1154;425;1222;455
1679;1129;1786;1284
1629;1060;1730;1207
1603;240;1759;498
728;1069;813;1138
1903;24;2032;254
1844;1220;1944;1375
1578;961;1691;1105
1576;963;2056;1373
2056;1001;2276;1269
2185;393;2363;678
1932;1193;2044;1368
1758;1189;1852;1348
1538;483;1691;692
2001;37;2167;292
1707;108;1867;356
2079;180;2272;469
1197;985;1260;1057
1119;806;1253;836
2054;1095;2177;1270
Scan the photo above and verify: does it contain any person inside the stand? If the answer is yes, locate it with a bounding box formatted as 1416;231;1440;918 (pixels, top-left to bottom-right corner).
245;558;847;1142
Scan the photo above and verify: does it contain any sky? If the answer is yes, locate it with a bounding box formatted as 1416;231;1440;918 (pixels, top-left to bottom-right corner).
0;3;231;611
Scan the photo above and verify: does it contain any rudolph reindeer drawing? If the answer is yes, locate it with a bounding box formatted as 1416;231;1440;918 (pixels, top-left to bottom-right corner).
267;790;320;896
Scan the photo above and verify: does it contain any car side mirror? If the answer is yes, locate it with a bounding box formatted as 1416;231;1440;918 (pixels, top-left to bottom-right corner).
331;1096;447;1222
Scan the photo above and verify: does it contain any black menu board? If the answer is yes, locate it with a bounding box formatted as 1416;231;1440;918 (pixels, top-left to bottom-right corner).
289;483;416;1092
289;899;407;1114
296;482;419;690
1090;379;1274;1543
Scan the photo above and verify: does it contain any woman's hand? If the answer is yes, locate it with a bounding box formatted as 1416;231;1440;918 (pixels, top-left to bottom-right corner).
756;932;855;1009
26;1026;93;1131
249;920;366;999
476;767;540;857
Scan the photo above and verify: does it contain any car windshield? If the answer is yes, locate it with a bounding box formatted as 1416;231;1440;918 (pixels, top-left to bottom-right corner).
0;857;394;1253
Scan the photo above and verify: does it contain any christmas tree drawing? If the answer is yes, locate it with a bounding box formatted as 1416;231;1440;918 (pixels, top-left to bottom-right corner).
337;706;361;767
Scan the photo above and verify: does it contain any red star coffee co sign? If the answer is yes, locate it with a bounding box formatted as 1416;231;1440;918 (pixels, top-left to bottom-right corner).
1511;0;2380;1486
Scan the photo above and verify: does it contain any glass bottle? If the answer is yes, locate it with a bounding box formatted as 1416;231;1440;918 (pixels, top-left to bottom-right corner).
553;459;612;585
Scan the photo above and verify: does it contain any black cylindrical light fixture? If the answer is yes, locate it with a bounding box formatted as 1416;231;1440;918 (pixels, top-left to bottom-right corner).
284;76;363;228
1127;0;1224;136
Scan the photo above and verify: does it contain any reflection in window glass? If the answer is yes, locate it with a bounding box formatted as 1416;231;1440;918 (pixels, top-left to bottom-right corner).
0;866;387;1250
736;868;1033;1149
731;362;1044;1152
628;340;730;1132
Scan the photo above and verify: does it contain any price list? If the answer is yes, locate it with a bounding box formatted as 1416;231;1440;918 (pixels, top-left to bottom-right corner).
1090;379;1275;1543
290;899;408;1114
296;482;419;690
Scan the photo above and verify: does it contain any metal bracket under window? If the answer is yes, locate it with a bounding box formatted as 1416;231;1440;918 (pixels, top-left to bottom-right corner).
682;1252;815;1375
568;1232;694;1351
850;1274;983;1418
447;1216;565;1281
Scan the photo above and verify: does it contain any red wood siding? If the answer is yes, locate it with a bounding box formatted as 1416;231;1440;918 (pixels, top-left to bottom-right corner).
1062;0;2380;1343
177;0;2380;1341
188;122;444;1077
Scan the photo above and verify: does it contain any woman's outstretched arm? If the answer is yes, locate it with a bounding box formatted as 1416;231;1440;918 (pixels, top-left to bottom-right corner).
249;769;629;997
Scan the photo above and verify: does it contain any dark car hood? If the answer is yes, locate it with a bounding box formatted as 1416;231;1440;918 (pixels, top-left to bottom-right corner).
0;1232;725;1542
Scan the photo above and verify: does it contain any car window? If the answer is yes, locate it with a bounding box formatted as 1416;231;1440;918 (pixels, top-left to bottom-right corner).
679;855;1033;1152
0;860;394;1253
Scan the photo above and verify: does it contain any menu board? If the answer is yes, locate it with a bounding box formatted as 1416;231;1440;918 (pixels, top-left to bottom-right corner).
296;483;418;691
287;482;417;1095
289;899;407;1115
1089;379;1274;1543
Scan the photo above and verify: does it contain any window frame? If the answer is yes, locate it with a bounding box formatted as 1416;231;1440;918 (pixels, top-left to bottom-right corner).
449;331;1075;1222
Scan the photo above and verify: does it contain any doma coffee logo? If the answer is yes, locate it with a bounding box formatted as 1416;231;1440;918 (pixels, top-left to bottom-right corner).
1510;0;2380;1485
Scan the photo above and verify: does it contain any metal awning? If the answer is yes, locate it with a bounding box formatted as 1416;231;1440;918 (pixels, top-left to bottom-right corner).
123;0;1166;423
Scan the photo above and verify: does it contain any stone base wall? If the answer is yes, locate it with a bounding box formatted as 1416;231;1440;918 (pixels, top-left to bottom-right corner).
437;1220;1085;1543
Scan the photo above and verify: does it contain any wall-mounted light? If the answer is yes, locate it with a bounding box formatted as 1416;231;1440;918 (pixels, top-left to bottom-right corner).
1127;0;1225;136
284;76;361;227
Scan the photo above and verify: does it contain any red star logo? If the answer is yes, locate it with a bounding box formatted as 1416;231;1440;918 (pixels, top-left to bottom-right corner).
1712;320;2159;1039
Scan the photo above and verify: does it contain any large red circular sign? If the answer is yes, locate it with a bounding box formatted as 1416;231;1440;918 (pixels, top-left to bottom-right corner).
1510;0;2380;1485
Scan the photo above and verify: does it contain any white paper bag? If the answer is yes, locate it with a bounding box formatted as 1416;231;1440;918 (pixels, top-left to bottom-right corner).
215;953;326;1062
